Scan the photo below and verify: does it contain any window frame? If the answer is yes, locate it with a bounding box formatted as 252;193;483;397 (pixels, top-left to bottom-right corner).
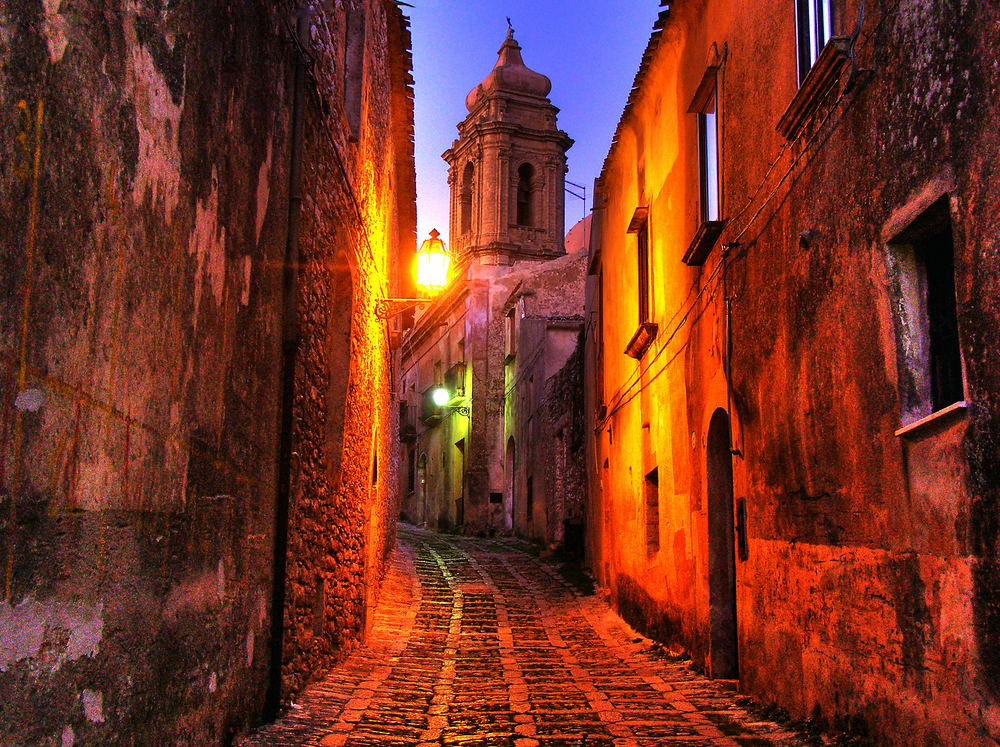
504;308;517;361
697;84;721;224
637;219;651;325
645;467;660;556
886;193;967;434
624;207;658;359
796;0;833;85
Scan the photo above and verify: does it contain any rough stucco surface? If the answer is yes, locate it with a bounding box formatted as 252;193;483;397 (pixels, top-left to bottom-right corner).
585;0;1000;743
503;250;587;547
0;0;414;743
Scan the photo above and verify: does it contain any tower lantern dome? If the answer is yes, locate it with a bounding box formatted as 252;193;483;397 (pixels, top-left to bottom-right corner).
465;28;552;111
445;25;572;262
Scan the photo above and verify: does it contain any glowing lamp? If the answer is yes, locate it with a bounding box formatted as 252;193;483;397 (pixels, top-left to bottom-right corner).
374;229;451;320
416;228;450;292
432;387;450;407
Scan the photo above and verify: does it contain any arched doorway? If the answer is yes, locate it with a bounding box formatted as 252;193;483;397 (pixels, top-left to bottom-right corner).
707;408;738;679
504;437;515;530
417;453;428;526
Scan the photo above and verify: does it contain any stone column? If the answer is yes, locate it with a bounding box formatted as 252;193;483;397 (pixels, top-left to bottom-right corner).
497;143;512;246
473;146;483;249
446;167;457;248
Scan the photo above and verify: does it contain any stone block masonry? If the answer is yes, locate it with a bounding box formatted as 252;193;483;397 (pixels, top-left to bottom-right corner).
0;0;415;743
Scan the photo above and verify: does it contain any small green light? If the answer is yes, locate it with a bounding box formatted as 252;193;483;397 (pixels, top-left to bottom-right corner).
432;387;450;407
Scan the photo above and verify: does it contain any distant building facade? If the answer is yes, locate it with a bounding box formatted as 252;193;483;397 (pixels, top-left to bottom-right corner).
398;30;585;543
585;1;1000;744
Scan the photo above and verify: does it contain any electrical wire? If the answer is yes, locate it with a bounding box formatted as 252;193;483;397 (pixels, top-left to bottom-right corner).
398;307;469;382
595;4;882;430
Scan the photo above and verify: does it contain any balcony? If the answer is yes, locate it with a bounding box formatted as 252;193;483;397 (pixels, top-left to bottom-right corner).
399;401;417;441
445;361;466;398
421;386;442;425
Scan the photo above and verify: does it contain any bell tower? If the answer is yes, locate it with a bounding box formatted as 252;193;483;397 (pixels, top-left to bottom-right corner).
443;28;573;264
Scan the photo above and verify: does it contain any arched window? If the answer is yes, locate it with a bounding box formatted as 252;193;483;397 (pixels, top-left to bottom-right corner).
461;163;474;234
516;163;534;226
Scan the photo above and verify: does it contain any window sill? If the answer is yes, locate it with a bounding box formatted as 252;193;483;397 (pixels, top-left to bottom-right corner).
683;220;726;266
776;36;851;141
894;400;968;439
625;322;658;359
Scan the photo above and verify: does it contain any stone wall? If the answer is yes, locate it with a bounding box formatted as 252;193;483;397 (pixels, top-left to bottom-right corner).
279;0;415;698
585;0;1000;743
541;330;586;556
0;0;414;743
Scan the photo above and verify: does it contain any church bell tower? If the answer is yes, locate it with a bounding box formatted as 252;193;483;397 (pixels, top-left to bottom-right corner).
443;27;574;265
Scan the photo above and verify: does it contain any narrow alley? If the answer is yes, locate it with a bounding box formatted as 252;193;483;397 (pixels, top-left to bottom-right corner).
242;527;803;747
4;0;1000;743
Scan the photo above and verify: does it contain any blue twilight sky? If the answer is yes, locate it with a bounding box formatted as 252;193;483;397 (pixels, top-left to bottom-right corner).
406;1;662;245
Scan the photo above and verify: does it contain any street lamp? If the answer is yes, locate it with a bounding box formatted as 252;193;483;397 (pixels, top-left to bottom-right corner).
416;228;450;292
431;385;470;417
376;229;452;319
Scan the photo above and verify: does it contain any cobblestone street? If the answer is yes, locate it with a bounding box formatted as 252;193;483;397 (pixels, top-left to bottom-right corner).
242;526;804;747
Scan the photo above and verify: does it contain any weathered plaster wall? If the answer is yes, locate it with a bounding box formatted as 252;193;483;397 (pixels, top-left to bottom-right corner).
585;0;1000;743
0;0;414;743
503;250;587;547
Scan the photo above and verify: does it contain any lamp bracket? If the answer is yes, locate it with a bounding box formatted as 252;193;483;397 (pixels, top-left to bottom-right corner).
375;298;428;320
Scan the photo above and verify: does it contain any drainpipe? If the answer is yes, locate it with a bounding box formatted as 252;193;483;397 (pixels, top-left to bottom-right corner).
722;243;742;458
266;9;310;720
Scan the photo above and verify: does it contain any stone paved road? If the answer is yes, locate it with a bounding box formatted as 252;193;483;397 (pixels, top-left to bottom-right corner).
242;526;805;747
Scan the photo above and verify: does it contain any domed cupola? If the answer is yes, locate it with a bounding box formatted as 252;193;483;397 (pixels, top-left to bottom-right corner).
445;22;571;262
465;28;552;111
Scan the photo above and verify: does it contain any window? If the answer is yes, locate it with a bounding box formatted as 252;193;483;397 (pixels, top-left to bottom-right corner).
697;85;720;223
516;163;534;226
596;270;605;414
505;309;516;360
888;195;964;428
645;468;659;555
796;0;833;84
685;67;726;265
625;207;657;359
461;163;474;234
637;219;651;324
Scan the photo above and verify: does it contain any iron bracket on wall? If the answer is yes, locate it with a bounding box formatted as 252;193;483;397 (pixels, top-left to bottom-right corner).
376;298;428;320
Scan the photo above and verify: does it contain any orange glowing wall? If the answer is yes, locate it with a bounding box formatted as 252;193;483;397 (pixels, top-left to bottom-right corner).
585;0;1000;743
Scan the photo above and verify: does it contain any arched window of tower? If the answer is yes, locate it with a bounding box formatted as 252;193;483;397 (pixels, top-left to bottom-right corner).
461;163;475;234
516;162;534;227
